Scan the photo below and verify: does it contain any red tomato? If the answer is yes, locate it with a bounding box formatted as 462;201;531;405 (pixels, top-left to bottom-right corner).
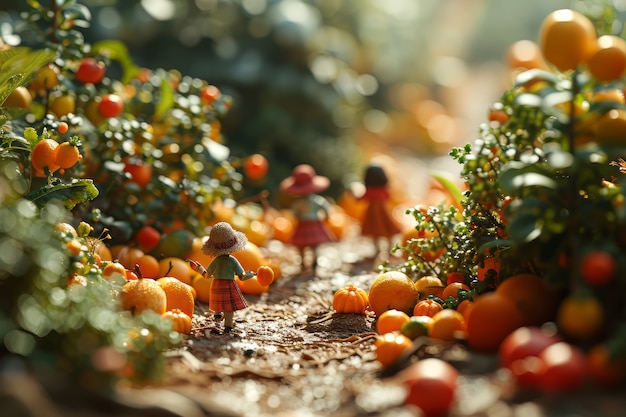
124;162;152;187
98;93;124;118
75;57;106;84
498;326;562;387
581;250;616;286
536;342;586;393
243;153;269;181
400;358;459;416
136;225;161;252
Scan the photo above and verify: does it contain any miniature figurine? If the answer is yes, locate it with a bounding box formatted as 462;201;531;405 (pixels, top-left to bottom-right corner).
358;162;402;257
279;164;336;271
191;222;255;333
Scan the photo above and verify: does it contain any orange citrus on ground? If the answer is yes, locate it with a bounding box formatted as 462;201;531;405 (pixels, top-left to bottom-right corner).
429;309;467;342
495;273;560;326
134;254;160;279
184;236;216;268
157;277;195;317
466;292;525;352
375;332;413;368
102;261;127;282
376;309;411;335
120;278;167;315
116;246;144;270
401;315;433;340
158;257;195;285
556;295;605;340
539;9;597;72
191;274;213;304
368;271;419;316
232;242;267;272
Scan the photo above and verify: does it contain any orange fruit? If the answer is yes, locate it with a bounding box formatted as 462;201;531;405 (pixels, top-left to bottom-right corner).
134;254;160;279
556;295;604;340
401;227;444;261
85;237;112;262
466;292;525;352
376;309;411;334
333;284;369;314
162;309;192;334
31;138;59;175
375;332;413;368
429;309;467;342
157;277;195;317
54;142;81;169
587;35;626;82
441;282;470;300
368;271;419;316
102;261;127;282
120;278;167;315
116;246;144;270
586;344;626;387
456;299;475;322
506;39;546;70
539;9;597;72
3;86;32;109
413;299;444;317
256;265;275;287
50;93;76;117
158;257;195;285
191;274;213;304
236;275;269;295
596;108;626;145
495;273;560;326
414;276;444;300
184;236;216;268
232;242;267;272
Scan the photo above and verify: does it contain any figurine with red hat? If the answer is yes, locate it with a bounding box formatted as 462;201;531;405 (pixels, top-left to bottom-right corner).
189;222;255;333
280;164;337;271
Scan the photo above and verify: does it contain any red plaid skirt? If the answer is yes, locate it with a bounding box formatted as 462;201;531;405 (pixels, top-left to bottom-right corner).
290;220;336;248
210;279;248;312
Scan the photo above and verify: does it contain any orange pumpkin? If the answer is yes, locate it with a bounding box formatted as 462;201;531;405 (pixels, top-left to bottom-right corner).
413;299;444;317
162;308;192;334
256;265;275;287
333;284;369;314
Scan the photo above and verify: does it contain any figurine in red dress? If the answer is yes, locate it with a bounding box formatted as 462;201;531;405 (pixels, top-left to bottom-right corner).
358;163;402;256
280;164;336;271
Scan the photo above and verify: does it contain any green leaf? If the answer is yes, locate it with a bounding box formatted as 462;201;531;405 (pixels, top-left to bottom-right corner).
499;162;557;194
507;212;542;243
431;170;464;210
91;40;140;83
0;48;57;105
513;68;558;88
155;77;175;118
26;179;99;209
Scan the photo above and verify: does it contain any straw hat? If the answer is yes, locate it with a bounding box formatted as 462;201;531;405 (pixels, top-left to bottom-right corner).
201;222;248;256
279;164;330;195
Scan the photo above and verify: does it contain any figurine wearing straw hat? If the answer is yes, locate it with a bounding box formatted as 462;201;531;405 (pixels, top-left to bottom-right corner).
280;164;336;271
190;222;255;333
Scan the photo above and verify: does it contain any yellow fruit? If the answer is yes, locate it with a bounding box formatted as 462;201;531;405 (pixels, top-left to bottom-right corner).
2;86;32;109
120;278;167;315
368;271;419;316
191;274;213;304
157;277;195;317
539;9;597;71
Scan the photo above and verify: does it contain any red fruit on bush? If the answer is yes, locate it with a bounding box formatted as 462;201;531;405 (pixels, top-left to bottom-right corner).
243;153;269;181
581;250;616;286
98;93;124;118
75;57;106;84
136;225;161;252
124;162;152;187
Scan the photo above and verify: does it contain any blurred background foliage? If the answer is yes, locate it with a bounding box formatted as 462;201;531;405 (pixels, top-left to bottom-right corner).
1;0;580;200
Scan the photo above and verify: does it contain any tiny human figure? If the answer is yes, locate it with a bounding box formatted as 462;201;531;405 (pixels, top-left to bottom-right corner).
358;162;402;257
191;222;255;333
279;164;336;271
